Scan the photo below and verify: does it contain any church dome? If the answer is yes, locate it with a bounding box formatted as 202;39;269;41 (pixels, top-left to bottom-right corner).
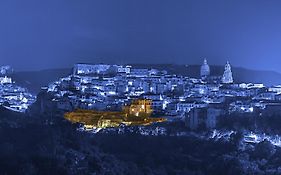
200;59;210;78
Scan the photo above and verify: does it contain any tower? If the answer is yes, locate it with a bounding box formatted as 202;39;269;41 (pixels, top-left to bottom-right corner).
200;59;210;79
222;61;233;84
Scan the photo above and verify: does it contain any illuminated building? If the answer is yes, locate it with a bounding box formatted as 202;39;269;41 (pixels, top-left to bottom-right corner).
117;65;131;74
123;99;153;117
130;68;149;77
200;59;210;79
222;61;233;84
73;64;111;75
0;76;12;84
64;99;166;129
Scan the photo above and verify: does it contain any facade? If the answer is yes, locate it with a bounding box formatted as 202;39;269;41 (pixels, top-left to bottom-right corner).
130;68;149;77
185;107;223;130
117;66;131;74
0;76;12;84
123;99;153;117
186;108;207;130
73;64;111;75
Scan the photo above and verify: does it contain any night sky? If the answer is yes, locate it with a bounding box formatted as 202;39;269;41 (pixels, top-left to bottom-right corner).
1;0;281;72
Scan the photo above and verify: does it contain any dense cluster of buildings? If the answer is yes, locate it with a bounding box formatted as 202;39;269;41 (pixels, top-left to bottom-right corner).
0;74;36;113
40;61;281;130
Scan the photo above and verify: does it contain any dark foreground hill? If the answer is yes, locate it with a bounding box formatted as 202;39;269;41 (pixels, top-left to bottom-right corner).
1;92;281;174
1;109;280;174
11;64;281;93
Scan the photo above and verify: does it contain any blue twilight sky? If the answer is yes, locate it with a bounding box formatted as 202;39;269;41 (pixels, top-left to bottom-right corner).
0;0;281;71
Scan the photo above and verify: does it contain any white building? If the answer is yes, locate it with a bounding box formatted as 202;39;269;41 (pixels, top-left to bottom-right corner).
130;68;149;77
73;64;111;75
0;76;12;84
222;61;233;84
117;66;131;74
200;59;210;79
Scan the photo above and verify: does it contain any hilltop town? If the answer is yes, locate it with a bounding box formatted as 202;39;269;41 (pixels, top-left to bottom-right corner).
2;63;281;174
23;60;281;131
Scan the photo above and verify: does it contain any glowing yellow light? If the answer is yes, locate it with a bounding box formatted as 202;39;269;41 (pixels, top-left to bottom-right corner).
64;99;165;129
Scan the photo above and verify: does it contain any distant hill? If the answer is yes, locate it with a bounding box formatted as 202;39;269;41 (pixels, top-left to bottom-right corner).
11;64;281;94
12;68;71;94
132;64;281;86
